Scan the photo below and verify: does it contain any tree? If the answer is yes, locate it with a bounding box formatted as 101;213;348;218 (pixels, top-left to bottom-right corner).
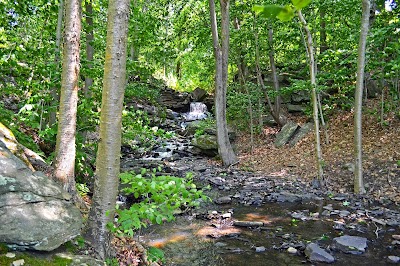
209;0;238;166
49;0;64;126
254;0;324;180
84;0;130;259
53;0;81;196
354;0;371;194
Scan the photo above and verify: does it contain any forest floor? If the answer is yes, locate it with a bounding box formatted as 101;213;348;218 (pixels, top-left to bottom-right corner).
236;99;400;204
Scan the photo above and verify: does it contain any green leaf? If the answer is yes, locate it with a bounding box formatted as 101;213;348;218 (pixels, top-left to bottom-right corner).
291;0;312;10
277;5;295;22
148;247;165;263
253;4;284;19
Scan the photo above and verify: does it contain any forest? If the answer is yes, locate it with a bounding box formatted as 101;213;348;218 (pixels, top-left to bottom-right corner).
0;0;399;265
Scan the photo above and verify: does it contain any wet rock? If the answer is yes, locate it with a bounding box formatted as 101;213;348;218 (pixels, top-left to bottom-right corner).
214;196;232;205
393;235;400;240
191;134;218;156
272;192;302;203
233;221;264;227
214;242;227;247
305;243;334;263
388;256;400;263
287;247;297;254
255;246;266;253
332;235;368;254
333;220;346;231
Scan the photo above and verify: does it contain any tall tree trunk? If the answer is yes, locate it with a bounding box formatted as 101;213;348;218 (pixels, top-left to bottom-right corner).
49;0;64;126
254;19;284;126
54;0;81;196
354;0;370;194
268;27;281;116
84;0;130;259
84;0;94;98
209;0;238;166
297;10;324;180
319;7;327;53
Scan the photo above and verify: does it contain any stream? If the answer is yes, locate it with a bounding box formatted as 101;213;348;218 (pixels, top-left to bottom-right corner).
120;103;400;265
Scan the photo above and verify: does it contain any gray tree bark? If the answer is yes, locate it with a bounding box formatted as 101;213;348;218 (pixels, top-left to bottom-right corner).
354;0;370;194
209;0;238;166
84;0;130;259
298;10;324;180
49;0;64;126
84;0;94;98
54;0;81;195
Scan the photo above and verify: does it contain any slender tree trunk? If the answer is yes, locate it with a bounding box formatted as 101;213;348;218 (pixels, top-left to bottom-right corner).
84;0;130;259
54;0;81;195
320;7;327;54
254;19;284;126
209;0;238;166
84;0;94;98
298;10;324;180
49;0;64;126
268;27;281;116
354;0;370;194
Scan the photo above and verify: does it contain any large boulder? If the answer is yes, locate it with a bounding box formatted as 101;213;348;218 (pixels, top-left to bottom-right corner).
191;134;218;156
274;121;299;148
0;141;83;251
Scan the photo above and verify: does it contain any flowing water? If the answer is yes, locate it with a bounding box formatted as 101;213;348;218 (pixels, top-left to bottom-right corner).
140;201;399;266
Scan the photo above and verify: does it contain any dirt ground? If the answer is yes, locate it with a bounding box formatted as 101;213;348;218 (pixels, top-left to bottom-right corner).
236;99;400;204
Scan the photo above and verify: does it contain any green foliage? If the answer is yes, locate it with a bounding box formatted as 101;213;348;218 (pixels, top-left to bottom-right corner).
147;247;165;263
227;82;266;132
110;168;210;237
0;253;72;266
76;183;90;197
125;82;161;104
122;108;174;153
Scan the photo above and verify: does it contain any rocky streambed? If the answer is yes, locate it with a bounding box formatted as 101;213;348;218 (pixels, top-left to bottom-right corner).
120;153;400;265
117;101;400;265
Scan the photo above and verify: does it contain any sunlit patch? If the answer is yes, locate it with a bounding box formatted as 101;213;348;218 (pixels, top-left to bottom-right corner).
148;232;190;248
242;213;279;224
195;225;241;238
269;169;288;177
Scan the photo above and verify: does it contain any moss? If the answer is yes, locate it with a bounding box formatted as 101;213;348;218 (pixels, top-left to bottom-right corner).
0;243;8;254
0;253;72;266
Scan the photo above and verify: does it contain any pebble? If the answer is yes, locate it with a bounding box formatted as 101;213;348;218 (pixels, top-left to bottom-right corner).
393;235;400;240
388;256;400;263
222;213;232;219
287;247;297;254
6;252;16;258
12;259;25;266
255;246;266;253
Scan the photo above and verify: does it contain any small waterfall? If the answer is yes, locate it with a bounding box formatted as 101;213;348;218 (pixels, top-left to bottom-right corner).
183;102;208;121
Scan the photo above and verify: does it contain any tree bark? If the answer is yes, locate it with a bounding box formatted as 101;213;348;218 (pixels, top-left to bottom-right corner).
298;10;324;180
268;27;281;117
209;0;238;166
84;0;130;259
54;0;81;195
49;0;64;126
354;0;370;194
84;0;94;98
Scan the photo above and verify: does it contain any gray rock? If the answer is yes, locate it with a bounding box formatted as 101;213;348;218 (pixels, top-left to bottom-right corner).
388;256;400;263
332;235;368;254
289;122;313;147
0;141;82;251
305;243;335;263
191;134;218;156
255;246;266;253
291;90;309;103
214;196;232;205
287;104;306;113
274;121;299;148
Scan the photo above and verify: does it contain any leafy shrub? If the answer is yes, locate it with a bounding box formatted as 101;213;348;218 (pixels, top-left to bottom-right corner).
110;168;210;237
